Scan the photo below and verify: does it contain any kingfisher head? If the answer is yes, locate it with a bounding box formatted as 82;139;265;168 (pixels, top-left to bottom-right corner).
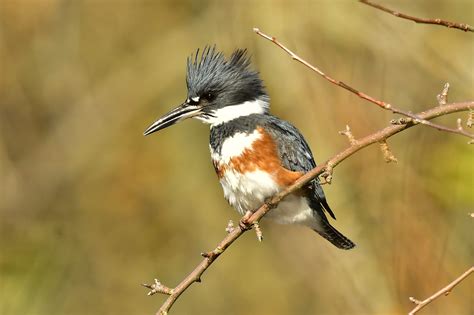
144;46;269;136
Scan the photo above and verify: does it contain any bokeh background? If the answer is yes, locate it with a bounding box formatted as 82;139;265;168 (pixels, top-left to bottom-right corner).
1;1;473;314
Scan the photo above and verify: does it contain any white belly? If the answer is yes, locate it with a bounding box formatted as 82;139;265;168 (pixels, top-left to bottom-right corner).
219;168;279;215
211;129;316;227
267;194;317;227
219;168;316;227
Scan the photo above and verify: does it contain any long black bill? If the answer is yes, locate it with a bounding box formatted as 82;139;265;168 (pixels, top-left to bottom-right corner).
143;103;201;136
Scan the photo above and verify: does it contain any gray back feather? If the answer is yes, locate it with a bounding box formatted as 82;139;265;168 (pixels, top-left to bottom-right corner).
264;116;336;220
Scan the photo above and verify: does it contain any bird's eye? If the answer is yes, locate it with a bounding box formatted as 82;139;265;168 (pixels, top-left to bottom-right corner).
202;92;215;102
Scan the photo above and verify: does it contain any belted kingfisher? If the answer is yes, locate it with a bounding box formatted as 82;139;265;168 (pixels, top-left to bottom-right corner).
144;46;355;250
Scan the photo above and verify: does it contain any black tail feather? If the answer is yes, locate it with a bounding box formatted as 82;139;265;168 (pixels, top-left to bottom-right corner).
313;220;355;250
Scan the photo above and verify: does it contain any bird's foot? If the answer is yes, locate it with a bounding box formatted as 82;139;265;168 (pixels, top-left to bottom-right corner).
239;211;263;241
239;211;253;231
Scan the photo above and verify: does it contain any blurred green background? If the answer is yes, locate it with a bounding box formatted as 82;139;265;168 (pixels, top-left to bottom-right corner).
1;1;473;314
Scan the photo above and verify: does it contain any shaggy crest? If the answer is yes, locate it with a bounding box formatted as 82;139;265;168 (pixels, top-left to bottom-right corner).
186;46;267;103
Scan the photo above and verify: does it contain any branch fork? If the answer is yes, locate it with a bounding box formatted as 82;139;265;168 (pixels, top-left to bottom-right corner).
320;163;334;185
339;125;358;146
390;117;412;125
142;279;174;296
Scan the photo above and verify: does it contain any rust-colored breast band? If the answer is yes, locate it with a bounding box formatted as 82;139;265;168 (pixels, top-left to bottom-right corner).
214;127;303;187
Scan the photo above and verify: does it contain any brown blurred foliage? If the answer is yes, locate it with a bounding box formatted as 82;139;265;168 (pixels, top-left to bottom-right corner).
0;1;473;314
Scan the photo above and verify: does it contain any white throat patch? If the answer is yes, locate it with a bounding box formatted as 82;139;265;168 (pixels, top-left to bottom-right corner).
197;99;269;127
210;129;261;164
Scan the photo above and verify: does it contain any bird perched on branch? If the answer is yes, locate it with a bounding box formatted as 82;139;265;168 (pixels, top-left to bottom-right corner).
144;46;355;249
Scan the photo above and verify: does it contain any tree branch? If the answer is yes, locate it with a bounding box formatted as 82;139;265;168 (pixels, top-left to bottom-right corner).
408;266;474;315
145;101;474;315
359;0;474;32
146;25;474;314
252;28;474;141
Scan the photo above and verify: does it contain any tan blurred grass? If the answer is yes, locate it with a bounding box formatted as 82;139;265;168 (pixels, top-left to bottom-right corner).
0;1;473;314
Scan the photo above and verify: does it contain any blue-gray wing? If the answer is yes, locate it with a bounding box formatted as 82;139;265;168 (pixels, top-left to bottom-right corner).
263;116;336;220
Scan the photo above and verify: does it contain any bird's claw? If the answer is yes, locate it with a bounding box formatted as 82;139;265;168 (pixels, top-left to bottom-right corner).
238;211;264;241
239;211;253;231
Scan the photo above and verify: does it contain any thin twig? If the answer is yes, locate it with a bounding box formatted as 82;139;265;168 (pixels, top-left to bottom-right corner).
146;101;474;315
437;83;450;106
142;279;173;296
252;28;474;141
253;222;263;241
339;125;358;146
467;109;474;128
360;0;474;32
379;140;398;163
225;220;234;233
408;266;474;314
